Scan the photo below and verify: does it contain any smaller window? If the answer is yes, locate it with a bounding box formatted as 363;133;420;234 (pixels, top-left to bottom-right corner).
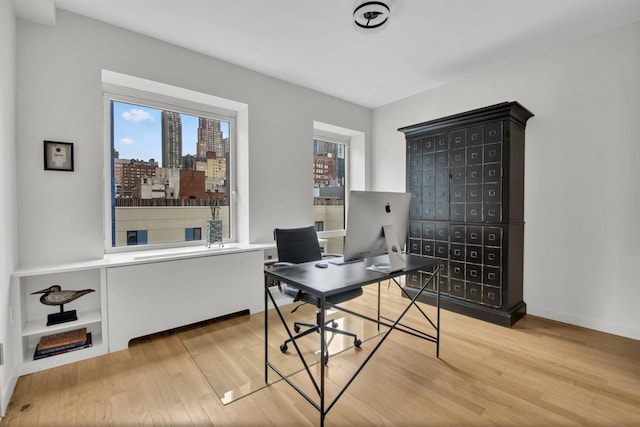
127;230;148;245
185;227;202;241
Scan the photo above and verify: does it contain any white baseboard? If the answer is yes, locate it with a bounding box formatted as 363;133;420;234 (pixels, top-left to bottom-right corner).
0;370;18;417
527;306;640;341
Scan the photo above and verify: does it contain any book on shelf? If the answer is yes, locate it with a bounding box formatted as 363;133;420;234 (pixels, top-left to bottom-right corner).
37;327;87;351
34;333;92;360
34;328;92;360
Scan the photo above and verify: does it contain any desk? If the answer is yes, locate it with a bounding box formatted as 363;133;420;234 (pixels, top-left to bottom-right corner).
264;254;440;426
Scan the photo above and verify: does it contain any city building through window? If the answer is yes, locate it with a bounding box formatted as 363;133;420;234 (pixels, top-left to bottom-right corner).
313;137;347;254
108;98;234;248
126;230;148;245
185;227;202;241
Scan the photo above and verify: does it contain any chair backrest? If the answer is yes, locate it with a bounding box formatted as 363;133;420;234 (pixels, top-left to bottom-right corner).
274;226;323;264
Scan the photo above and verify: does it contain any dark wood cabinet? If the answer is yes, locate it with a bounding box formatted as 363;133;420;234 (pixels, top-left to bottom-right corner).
399;102;534;326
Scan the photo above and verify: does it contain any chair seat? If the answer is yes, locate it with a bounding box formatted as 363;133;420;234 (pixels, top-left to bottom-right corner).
283;284;363;307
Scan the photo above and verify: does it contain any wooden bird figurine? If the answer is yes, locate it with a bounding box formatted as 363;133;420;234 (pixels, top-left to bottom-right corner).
32;285;95;325
31;285;95;306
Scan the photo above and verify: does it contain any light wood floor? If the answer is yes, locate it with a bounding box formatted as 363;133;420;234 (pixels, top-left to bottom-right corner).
2;282;639;426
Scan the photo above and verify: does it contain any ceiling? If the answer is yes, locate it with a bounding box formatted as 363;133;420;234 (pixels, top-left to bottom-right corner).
15;0;640;108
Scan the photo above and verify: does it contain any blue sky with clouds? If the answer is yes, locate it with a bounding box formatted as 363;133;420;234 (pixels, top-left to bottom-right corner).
113;101;202;162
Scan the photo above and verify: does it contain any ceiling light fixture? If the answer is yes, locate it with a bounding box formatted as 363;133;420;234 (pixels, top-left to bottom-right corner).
353;1;390;32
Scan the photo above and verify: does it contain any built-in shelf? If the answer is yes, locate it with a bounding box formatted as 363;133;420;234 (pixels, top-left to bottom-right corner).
21;333;106;374
22;309;101;337
11;266;105;375
11;243;276;376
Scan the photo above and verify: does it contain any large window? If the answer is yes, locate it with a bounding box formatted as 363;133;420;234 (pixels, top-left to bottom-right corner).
105;94;235;249
313;136;348;254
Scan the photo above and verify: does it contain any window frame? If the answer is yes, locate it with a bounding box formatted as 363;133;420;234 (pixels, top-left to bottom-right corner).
313;130;351;241
103;84;237;253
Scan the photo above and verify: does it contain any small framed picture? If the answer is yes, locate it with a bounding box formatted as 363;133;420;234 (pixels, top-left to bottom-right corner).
44;141;74;171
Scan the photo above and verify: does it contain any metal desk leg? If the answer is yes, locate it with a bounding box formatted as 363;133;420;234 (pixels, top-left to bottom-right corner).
320;295;326;427
264;285;269;383
436;268;440;358
377;281;381;332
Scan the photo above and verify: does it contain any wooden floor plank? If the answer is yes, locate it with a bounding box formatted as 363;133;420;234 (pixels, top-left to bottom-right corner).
2;283;639;426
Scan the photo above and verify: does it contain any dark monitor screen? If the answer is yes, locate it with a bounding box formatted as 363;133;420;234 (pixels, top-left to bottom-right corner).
342;191;411;266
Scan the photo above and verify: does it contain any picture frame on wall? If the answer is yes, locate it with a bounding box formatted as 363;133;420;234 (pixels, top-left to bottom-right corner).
43;140;74;172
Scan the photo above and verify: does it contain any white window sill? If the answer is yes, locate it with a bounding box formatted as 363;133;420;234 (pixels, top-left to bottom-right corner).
12;243;276;277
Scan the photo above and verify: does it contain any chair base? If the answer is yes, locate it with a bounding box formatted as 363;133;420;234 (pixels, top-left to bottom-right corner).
280;310;361;365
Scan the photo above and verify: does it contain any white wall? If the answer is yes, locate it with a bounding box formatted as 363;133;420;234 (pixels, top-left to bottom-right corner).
15;9;371;267
0;0;18;416
372;21;640;340
5;10;370;410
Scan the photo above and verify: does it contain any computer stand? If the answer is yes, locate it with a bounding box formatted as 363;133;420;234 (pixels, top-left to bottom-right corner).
329;225;406;272
383;225;405;272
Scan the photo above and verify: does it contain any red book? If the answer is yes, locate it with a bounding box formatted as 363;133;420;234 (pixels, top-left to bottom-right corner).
36;328;87;352
34;333;92;360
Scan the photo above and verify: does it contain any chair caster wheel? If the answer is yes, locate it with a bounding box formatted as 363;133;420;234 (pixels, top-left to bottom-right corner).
294;326;301;333
280;343;288;353
354;338;362;348
331;321;338;328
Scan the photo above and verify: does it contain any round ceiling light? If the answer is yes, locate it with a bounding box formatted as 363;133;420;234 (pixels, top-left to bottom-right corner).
353;1;390;31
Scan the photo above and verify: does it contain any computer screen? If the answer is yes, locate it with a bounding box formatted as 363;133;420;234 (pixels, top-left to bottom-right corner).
341;190;411;271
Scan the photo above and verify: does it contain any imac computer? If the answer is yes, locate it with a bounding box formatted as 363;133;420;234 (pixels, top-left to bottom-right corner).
337;190;411;272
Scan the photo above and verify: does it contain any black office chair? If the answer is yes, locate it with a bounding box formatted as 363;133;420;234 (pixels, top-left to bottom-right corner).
273;226;363;364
